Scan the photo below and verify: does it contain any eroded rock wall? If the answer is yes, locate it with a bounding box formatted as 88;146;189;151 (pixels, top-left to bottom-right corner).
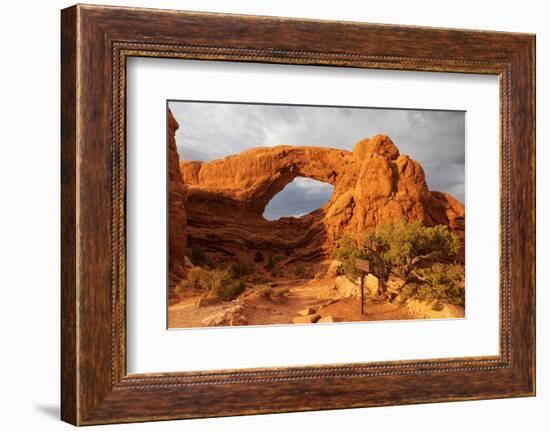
177;133;464;266
167;110;187;294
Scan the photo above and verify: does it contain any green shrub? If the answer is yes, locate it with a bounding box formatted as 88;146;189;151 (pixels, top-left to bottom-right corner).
174;279;192;297
189;245;208;266
187;266;210;290
395;283;418;305
199;268;246;301
258;286;272;299
218;279;247;301
230;260;253;278
259;285;288;299
265;255;275;271
186;266;247;300
251;276;272;284
254;251;264;263
270;269;283;278
387;264;464;306
205;269;231;294
365;221;461;271
335;236;365;281
335;221;462;300
413;263;464;306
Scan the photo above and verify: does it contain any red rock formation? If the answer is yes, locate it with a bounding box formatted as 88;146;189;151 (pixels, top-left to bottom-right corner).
167;110;187;295
177;133;464;266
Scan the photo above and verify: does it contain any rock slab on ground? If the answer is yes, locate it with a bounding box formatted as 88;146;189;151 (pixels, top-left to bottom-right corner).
195;296;222;308
406;299;464;319
297;307;316;316
317;316;342;323
293;314;321;324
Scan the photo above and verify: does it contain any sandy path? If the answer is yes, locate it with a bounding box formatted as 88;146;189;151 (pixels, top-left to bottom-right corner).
168;301;230;328
241;279;330;325
168;277;413;328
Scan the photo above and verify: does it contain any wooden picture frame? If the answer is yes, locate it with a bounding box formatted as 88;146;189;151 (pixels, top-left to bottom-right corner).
61;4;535;425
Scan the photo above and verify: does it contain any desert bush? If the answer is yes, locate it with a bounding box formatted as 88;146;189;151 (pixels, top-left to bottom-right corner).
251;276;272;284
265;255;275;271
258;286;272;299
174;279;193;298
187;266;210;290
365;221;461;272
202;268;247;301
189;245;208;266
413;263;464;306
335;221;462;299
335;236;366;281
259;287;289;299
265;255;284;277
395;283;418;305
218;279;247;301
230;260;253;278
388;264;464;306
396;269;464;305
205;269;231;294
186;265;247;300
270;269;283;278
254;251;264;263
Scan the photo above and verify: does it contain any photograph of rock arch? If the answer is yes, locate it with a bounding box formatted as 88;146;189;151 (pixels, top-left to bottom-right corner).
167;101;465;328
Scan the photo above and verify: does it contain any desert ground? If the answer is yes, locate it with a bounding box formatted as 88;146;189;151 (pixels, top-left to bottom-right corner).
169;278;412;328
168;258;464;328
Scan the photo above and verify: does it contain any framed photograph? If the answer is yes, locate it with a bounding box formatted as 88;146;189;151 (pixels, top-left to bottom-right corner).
61;4;535;425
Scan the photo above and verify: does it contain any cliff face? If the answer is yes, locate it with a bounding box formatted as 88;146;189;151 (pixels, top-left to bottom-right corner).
177;134;464;265
167;110;187;294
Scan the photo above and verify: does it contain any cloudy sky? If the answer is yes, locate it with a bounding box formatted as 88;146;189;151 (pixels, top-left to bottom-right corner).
169;101;465;220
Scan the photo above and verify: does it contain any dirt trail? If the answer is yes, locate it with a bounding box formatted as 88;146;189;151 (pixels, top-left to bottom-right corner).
168;277;413;328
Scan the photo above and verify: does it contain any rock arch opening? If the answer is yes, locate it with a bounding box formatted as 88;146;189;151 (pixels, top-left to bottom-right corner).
262;177;334;221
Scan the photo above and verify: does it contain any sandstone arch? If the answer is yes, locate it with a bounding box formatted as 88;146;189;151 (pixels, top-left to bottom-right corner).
180;145;348;216
173;112;464;271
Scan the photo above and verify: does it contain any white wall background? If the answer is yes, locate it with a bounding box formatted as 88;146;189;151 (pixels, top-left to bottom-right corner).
0;0;546;429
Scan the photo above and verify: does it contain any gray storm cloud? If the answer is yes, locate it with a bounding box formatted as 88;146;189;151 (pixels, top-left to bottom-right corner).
169;101;465;219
